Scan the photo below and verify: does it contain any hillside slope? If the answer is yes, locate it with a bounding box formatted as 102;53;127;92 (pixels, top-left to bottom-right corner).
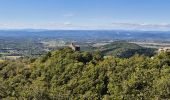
98;42;156;58
0;48;169;99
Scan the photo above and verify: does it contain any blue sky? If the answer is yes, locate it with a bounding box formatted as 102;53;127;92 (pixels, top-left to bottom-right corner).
0;0;170;30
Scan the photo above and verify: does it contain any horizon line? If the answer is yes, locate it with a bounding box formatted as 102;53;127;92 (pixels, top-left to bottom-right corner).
0;28;170;32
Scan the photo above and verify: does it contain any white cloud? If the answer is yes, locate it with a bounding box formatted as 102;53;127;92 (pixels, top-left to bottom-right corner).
1;22;170;31
110;22;170;31
63;22;72;26
63;13;75;17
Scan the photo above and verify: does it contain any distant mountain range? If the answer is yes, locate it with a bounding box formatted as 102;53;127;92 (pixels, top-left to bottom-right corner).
0;30;170;41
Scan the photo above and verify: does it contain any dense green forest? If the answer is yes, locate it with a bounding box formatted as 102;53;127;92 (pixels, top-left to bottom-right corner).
99;42;156;58
0;48;170;100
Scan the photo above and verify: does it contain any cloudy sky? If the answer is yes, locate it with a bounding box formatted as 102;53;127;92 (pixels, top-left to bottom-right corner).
0;0;170;30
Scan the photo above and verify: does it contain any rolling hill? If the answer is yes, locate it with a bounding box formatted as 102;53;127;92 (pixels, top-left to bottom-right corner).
93;41;156;58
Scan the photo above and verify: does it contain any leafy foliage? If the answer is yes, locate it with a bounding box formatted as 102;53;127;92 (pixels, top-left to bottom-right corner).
0;48;169;99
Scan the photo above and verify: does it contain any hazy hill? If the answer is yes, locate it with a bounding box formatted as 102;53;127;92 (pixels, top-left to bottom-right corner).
93;42;156;58
0;30;170;41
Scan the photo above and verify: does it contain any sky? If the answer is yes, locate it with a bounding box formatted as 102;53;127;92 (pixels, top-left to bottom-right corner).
0;0;170;30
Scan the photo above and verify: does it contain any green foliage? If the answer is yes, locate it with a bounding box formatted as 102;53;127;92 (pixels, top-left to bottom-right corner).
0;48;169;99
100;41;156;58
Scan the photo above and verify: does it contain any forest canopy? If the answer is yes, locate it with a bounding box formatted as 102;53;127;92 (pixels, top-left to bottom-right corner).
0;48;170;100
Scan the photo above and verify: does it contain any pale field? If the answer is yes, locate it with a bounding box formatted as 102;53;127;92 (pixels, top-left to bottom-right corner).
0;59;4;63
130;42;170;48
4;56;21;60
